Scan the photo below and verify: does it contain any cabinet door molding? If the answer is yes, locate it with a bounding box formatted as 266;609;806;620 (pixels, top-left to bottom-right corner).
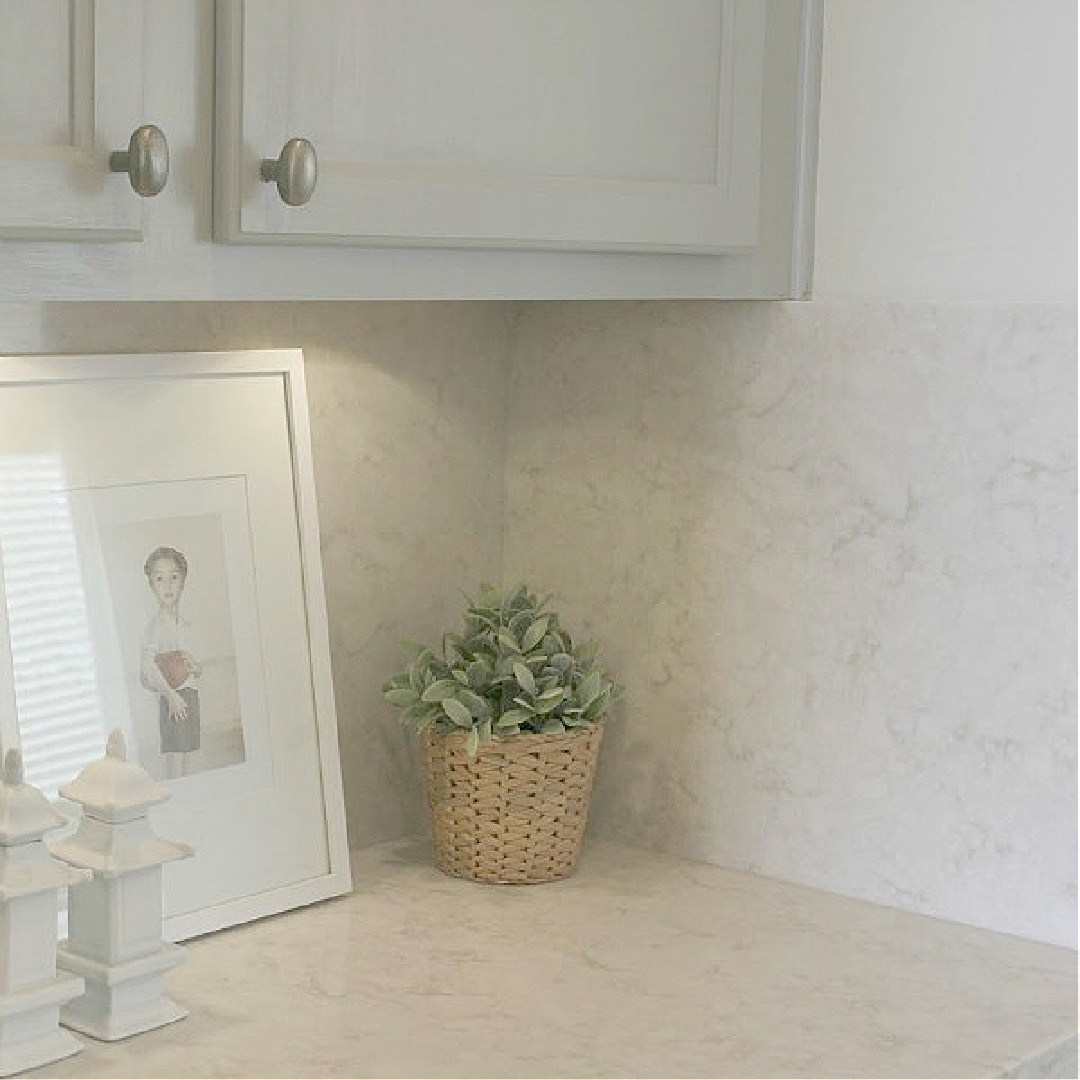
215;0;768;253
0;0;156;241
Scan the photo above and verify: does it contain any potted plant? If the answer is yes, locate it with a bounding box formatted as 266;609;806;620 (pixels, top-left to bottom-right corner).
383;583;620;883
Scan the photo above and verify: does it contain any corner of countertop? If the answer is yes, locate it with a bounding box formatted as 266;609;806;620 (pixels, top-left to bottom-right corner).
998;1031;1079;1079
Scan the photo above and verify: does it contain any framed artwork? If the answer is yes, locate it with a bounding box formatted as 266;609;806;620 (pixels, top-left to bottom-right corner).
0;349;351;940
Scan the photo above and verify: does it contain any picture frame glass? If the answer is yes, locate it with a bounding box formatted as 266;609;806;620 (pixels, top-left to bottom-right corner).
0;350;351;939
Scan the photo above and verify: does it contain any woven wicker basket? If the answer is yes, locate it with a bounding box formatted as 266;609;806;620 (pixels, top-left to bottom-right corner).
420;722;603;884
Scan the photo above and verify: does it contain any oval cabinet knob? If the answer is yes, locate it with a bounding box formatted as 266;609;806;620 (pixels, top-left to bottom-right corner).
260;138;317;206
108;124;169;197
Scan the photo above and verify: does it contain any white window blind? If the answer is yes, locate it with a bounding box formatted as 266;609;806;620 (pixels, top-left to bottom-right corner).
0;455;106;799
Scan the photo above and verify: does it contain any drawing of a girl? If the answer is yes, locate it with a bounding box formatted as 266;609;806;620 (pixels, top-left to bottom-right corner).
140;546;201;779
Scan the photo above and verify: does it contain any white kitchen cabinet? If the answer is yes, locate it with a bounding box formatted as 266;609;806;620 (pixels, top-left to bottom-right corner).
0;0;159;240
216;0;768;254
0;0;821;300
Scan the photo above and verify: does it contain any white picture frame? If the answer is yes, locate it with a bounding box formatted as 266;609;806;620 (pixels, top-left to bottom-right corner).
0;349;351;940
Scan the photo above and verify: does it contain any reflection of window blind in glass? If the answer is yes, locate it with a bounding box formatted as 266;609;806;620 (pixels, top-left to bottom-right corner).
0;455;106;799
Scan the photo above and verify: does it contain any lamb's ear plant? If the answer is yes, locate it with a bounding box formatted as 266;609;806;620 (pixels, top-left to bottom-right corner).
383;583;621;757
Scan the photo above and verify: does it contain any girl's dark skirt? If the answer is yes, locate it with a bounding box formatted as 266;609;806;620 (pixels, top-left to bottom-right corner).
159;688;200;753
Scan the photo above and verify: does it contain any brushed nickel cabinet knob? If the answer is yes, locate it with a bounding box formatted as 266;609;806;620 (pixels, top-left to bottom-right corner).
260;138;317;206
108;124;169;197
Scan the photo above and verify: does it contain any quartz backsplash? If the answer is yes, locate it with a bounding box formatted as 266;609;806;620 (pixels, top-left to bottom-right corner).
505;299;1077;949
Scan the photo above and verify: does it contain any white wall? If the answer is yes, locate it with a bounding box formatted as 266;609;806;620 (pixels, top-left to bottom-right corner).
813;0;1077;300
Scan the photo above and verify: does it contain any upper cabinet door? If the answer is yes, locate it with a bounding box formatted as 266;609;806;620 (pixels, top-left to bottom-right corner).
0;0;155;240
215;0;768;253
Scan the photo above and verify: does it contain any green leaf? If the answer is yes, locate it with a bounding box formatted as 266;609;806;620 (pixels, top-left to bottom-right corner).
384;687;419;707
521;616;549;652
479;718;492;743
541;718;566;735
513;662;536;696
457;689;491;718
533;687;565;714
466;659;491;687
574;640;599;667
583;687;610;720
442;698;473;728
452;669;470;684
465;726;480;757
422;679;462;703
497;628;520;653
478;582;502;607
495;708;530;729
577;670;602;708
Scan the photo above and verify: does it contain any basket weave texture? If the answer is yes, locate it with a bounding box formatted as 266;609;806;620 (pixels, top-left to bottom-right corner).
420;722;603;884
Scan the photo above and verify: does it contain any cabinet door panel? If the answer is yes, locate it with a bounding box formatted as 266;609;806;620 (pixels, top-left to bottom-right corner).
216;0;766;252
0;0;149;240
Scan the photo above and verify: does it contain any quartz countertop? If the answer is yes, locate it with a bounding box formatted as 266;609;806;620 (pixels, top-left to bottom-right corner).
26;839;1078;1079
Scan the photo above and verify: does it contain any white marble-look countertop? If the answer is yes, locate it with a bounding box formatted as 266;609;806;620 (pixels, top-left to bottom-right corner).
26;839;1078;1079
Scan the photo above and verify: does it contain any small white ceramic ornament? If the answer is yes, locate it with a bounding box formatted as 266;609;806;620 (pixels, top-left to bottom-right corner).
0;744;91;1076
49;729;193;1041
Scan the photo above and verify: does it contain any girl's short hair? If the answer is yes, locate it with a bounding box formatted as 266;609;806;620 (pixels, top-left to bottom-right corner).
144;546;188;581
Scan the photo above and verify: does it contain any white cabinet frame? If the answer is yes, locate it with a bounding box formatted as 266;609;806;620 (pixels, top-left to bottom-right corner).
0;0;151;241
214;1;770;253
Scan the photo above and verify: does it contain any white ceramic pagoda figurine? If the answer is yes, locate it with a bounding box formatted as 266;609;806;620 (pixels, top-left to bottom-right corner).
0;744;91;1076
48;729;193;1041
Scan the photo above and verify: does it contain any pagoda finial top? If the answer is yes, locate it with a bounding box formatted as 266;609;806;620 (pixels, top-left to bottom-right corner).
59;728;170;823
106;730;127;762
0;743;65;844
2;747;23;788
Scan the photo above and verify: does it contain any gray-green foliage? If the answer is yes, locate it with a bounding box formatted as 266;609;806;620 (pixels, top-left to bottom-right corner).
383;583;621;757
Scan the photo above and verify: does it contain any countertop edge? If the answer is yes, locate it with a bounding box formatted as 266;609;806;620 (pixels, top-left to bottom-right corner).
998;1031;1079;1079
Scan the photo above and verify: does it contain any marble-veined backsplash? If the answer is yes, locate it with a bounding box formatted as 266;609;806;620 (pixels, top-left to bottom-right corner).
505;300;1077;949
